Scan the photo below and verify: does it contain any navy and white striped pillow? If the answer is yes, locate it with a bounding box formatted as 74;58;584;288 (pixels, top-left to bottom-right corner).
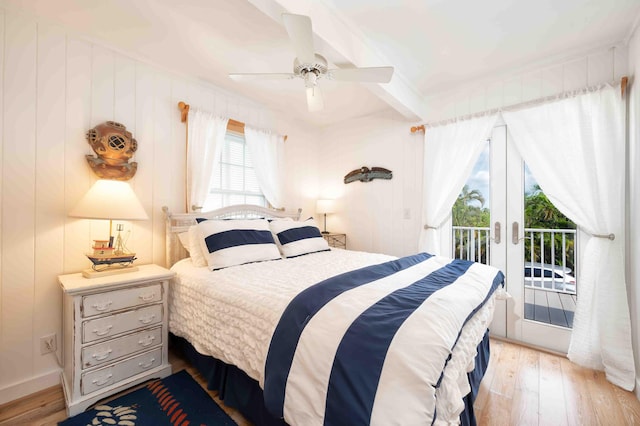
270;218;329;258
196;219;281;270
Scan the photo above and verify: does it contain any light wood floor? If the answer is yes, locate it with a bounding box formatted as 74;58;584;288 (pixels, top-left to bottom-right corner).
2;338;640;425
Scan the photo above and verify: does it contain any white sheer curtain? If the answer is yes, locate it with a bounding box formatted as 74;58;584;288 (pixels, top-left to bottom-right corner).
186;110;228;212
245;126;286;208
502;85;635;390
419;114;497;254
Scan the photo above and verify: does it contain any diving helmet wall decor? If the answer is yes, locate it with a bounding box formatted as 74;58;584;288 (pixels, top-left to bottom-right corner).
85;121;138;180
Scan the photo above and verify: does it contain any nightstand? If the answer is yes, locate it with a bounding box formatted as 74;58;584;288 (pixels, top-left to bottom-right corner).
59;264;175;416
323;232;347;249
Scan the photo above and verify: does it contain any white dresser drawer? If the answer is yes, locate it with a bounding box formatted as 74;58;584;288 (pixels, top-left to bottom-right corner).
82;304;162;343
60;264;174;416
81;347;162;395
82;283;162;318
82;326;163;369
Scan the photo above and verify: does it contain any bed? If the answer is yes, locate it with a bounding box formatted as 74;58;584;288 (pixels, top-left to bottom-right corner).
163;205;503;425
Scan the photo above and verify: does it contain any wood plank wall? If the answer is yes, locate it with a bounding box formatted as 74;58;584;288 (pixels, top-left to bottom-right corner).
423;45;628;123
0;9;312;403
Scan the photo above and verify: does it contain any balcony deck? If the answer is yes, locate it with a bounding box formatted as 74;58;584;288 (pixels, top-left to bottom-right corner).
524;287;576;328
452;226;578;328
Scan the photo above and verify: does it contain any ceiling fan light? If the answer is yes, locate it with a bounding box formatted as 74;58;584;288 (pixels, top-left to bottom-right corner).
304;71;318;88
306;86;323;112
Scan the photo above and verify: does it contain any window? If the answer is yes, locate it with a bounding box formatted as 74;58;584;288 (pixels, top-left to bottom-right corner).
202;132;266;211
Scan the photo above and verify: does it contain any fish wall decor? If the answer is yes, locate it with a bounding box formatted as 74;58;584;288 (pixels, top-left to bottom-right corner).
344;167;393;184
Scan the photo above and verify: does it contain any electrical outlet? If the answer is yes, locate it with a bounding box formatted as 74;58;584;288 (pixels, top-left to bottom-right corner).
40;333;57;355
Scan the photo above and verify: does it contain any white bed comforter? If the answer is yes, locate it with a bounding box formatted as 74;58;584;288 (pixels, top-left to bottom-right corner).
169;250;499;425
169;249;394;384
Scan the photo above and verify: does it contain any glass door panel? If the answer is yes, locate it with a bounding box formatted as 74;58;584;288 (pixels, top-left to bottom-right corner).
452;140;491;264
455;125;575;352
521;164;577;349
505;129;573;352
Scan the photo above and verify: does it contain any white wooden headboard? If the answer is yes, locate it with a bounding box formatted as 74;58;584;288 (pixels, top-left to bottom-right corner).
162;205;302;268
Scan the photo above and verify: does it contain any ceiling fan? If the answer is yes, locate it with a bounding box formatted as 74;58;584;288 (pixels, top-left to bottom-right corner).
229;13;394;112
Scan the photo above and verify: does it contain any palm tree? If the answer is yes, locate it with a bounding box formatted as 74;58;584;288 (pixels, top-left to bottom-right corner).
525;185;575;229
453;185;485;226
460;184;485;206
452;185;490;263
524;184;576;271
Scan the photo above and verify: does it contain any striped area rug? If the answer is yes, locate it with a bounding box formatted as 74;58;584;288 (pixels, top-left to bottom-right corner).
59;370;236;425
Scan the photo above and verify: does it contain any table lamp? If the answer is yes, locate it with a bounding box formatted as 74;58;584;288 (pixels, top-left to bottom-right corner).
316;199;335;234
69;179;148;278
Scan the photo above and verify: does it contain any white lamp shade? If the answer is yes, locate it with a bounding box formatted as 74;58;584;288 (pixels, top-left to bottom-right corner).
316;199;335;214
69;179;148;220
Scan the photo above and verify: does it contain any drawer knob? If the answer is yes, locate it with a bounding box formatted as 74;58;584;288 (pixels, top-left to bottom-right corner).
138;314;156;325
139;293;156;302
138;336;155;347
92;349;113;361
92;301;113;311
92;373;113;387
138;358;156;369
93;325;113;337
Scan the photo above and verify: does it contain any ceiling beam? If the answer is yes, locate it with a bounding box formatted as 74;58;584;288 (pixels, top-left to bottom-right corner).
247;0;427;121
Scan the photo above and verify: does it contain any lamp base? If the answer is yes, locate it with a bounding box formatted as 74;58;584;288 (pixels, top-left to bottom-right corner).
82;265;139;279
321;231;330;234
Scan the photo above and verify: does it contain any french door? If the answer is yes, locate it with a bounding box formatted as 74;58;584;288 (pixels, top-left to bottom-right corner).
488;125;573;353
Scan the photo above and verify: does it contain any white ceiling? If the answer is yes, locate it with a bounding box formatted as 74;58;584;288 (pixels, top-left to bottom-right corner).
1;0;639;128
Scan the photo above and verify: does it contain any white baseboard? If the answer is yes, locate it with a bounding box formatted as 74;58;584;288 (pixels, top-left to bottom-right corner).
0;369;61;405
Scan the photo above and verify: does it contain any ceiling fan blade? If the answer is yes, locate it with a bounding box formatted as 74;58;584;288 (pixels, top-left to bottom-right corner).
282;13;316;64
328;66;394;83
306;85;324;112
229;73;295;81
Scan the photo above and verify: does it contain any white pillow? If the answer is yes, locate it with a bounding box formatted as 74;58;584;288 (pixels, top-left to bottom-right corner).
175;226;208;267
269;218;329;258
177;231;190;252
188;225;208;267
268;217;293;222
196;219;281;270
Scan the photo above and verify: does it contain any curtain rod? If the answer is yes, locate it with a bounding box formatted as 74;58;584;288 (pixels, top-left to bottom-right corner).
410;76;629;134
178;101;288;141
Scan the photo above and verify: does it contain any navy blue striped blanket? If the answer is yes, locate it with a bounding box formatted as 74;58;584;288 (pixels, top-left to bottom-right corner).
264;253;504;425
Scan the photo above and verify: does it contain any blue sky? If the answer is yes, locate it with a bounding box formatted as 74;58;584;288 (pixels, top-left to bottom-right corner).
463;141;538;209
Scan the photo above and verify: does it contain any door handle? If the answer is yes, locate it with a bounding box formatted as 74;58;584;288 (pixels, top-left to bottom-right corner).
493;222;501;244
512;222;519;245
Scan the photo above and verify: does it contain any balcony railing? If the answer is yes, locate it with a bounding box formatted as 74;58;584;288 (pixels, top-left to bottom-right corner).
523;228;577;294
452;226;578;295
452;226;491;264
